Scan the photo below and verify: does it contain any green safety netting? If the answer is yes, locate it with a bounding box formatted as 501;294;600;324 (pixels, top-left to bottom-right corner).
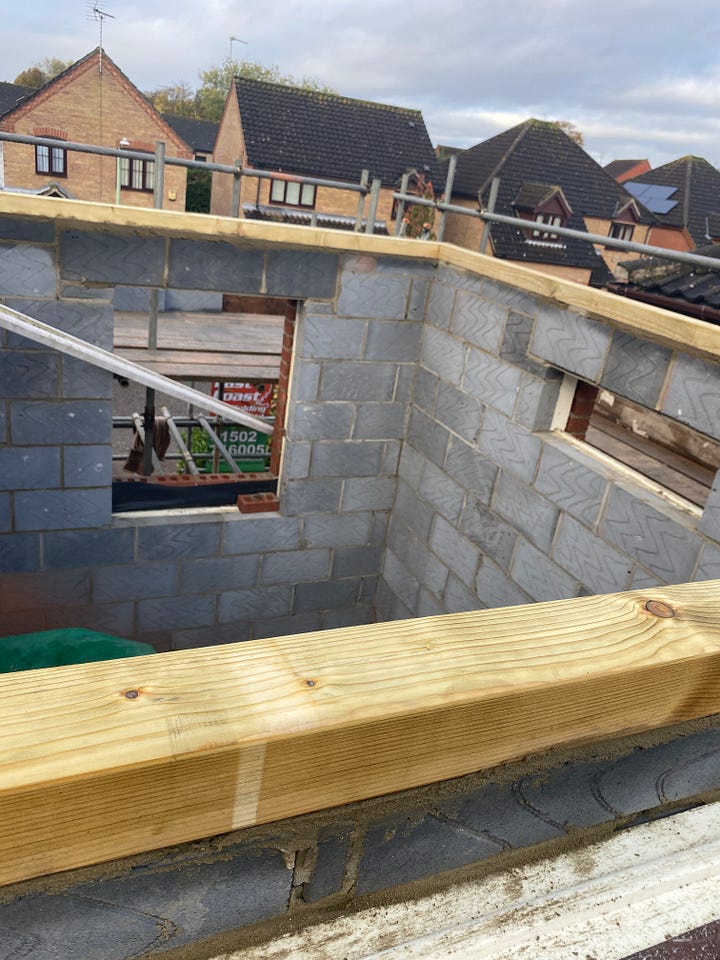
0;628;155;673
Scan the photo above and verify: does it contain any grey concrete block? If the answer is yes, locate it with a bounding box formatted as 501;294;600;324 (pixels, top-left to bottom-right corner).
444;435;498;502
463;347;522;417
398;443;425;490
0;567;91;612
172;620;252;648
353;402;406;440
11;400;111;445
700;472;720;540
61;230;165;285
514;374;561;431
320;361;397;402
531;303;611;381
482;278;539;316
341;476;397;512
323;604;375;629
381;549;420;615
310;440;385;478
421;326;466;385
407;407;450;469
412;365;437;412
15;488;110;531
60;284;113;301
298;315;366;360
261;548;330;585
336;270;410;319
287;402;354;440
393;478;433;540
416;588;445;617
434;381;484;445
385;434;404;474
303;513;371;548
661;353;720;439
388;517;449;595
475;557;531;609
603;332;672;407
223;516;301;555
64;445;112;489
443;572;482;613
600;485;701;583
0;403;5;443
282;478;342;515
0;845;292;959
478;409;541;484
0;243;55;296
0;446;60;490
492;471;559;553
630;567;663;588
553;515;633;595
518;761;615;829
0;218;54;243
294;578;361;612
332;544;383;578
179;555;259;594
460;496;518;570
137;594;216;632
511;539;577;602
61;358;112;399
365;319;421;361
408;277;430;321
394;365;414;403
5;299;113;350
266;249;339;298
695;542;720;580
0;351;58;398
218;585;292;622
418;459;466;524
305;826;352;903
137;521;222;561
251;612;322;640
112;286;165;312
376;256;434;277
49;602;137;638
93;562;179;600
443;782;563;846
357;811;502;895
500;310;551;376
289;360;321;401
426;280;455;329
45;527;134;570
0;533;41;573
534;439;608;527
168;239;263;291
164;288;223;311
451;290;506;354
430;515;480;587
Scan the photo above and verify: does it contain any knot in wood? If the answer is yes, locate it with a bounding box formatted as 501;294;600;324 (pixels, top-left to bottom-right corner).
644;599;675;619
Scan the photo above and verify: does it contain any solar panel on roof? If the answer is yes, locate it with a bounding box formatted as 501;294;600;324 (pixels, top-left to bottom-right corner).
625;181;678;214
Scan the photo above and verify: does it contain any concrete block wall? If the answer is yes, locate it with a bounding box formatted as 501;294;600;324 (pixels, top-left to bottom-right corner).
377;264;720;621
3;717;720;958
0;218;425;647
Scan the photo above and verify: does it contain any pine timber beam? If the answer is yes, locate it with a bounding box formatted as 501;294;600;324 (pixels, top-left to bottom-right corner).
3;581;720;887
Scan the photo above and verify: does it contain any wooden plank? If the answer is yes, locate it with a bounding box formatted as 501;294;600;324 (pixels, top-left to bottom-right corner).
2;581;720;887
113;312;283;356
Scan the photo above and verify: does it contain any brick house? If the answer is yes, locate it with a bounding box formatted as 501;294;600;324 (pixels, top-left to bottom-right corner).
623;156;720;252
210;77;442;231
604;159;652;184
442;119;654;283
0;49;192;210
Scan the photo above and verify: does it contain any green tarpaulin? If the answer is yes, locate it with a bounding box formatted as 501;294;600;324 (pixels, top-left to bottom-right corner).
0;628;155;673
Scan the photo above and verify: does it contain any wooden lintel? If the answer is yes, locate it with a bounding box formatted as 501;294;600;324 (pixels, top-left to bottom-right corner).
2;581;720;887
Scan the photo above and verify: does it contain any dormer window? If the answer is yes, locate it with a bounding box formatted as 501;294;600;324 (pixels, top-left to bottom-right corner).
514;183;571;245
609;199;640;243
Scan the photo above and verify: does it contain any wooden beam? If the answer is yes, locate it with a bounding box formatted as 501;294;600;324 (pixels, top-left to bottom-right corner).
2;581;720;887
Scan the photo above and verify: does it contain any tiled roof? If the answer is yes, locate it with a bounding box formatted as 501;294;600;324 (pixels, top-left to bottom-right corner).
625;156;720;247
163;115;218;155
616;243;720;316
233;78;443;189
0;81;35;118
449;119;652;272
604;159;647;179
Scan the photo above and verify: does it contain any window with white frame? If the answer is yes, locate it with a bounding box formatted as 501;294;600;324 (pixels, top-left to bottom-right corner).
269;178;316;208
610;222;634;242
532;212;563;240
35;144;66;177
119;156;155;192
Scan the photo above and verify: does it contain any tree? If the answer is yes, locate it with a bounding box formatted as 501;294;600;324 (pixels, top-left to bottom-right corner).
553;120;584;147
14;57;73;88
194;57;335;123
144;82;197;119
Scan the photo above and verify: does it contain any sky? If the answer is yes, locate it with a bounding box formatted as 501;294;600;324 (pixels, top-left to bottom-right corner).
4;0;720;170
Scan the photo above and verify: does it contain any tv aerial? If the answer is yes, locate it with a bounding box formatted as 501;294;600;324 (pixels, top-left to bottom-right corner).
229;36;248;59
86;4;116;70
